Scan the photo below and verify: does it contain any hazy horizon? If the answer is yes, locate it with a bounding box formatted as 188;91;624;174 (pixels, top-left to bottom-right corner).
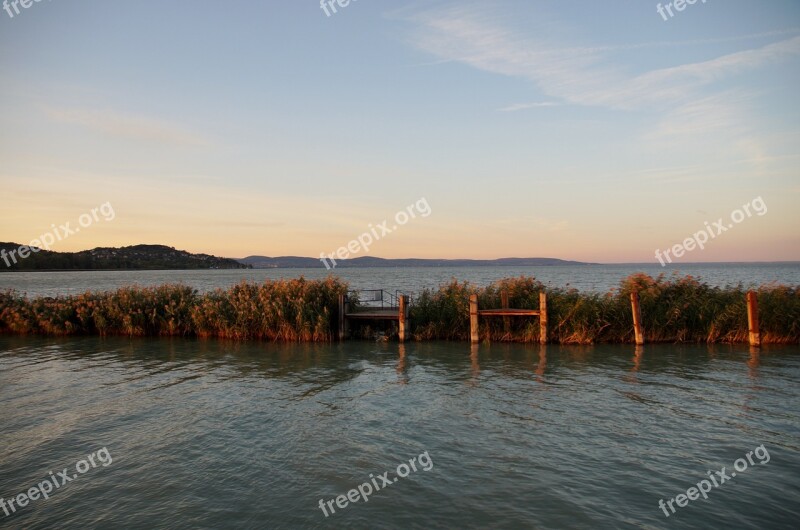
4;240;800;267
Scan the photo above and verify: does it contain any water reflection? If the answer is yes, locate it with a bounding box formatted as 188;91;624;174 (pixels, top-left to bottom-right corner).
396;343;408;385
748;345;761;373
632;344;643;373
536;344;547;380
469;344;480;385
0;336;795;392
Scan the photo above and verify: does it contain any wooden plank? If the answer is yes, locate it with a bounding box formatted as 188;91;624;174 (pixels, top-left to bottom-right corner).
747;291;761;347
478;309;540;316
539;292;548;345
470;294;479;344
630;291;644;345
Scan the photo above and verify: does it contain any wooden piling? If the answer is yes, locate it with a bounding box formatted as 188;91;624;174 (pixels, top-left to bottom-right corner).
398;295;409;343
501;290;510;335
469;294;479;344
747;291;760;347
539;292;548;345
630;291;644;345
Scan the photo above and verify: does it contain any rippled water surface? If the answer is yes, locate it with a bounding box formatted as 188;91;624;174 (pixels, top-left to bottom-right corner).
1;338;799;529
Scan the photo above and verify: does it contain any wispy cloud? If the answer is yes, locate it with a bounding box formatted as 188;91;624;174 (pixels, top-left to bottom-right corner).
405;5;800;111
649;91;751;140
44;107;211;147
498;101;561;112
551;28;800;55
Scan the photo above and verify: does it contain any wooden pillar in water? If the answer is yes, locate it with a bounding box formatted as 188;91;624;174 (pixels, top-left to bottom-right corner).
747;291;761;347
469;294;479;344
630;291;645;346
398;295;409;343
539;292;548;345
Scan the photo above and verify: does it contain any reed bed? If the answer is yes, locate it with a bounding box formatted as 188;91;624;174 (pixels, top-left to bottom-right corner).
0;277;348;341
0;274;797;344
409;274;799;344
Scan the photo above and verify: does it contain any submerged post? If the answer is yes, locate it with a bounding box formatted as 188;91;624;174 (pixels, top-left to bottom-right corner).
539;292;548;345
631;291;644;345
469;294;479;344
747;291;760;347
398;295;409;343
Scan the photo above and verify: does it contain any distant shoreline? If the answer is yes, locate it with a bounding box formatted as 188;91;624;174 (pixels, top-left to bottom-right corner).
2;261;799;273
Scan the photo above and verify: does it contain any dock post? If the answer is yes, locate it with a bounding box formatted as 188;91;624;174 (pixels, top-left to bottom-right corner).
398;295;409;343
501;290;510;335
469;294;479;344
539;292;548;345
747;291;760;347
631;291;644;345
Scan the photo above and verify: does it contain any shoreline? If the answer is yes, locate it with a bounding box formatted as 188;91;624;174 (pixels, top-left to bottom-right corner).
1;275;797;345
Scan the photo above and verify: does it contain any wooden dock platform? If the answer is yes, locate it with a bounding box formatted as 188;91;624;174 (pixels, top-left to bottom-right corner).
345;309;405;320
340;288;764;346
339;290;410;342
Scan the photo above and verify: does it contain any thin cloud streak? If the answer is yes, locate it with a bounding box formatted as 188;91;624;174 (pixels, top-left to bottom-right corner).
498;102;561;112
44;107;211;147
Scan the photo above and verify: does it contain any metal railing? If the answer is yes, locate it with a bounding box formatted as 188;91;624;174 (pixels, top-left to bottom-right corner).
348;289;413;309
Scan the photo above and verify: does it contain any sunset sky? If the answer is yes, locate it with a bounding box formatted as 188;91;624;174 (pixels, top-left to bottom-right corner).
1;0;798;263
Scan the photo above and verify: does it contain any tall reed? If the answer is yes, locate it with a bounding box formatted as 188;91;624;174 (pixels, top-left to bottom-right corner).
0;277;348;342
410;274;799;344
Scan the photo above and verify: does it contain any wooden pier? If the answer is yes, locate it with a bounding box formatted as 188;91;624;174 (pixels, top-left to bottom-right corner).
469;291;548;344
339;291;410;342
339;289;763;346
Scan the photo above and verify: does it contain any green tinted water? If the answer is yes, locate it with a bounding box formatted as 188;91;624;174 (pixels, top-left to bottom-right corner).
1;337;798;529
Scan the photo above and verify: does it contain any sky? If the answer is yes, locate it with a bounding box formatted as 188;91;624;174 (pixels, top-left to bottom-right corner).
0;0;798;263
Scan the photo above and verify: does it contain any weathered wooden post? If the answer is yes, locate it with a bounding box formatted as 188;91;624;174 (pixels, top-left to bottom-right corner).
747;291;760;347
398;295;409;343
469;294;479;344
630;291;645;345
501;290;510;335
539;292;548;345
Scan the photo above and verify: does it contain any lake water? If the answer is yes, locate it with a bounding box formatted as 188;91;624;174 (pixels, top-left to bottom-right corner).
1;263;798;298
1;337;798;529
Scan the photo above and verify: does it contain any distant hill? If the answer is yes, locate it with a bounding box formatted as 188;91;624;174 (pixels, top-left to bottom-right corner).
239;256;592;268
0;243;249;271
